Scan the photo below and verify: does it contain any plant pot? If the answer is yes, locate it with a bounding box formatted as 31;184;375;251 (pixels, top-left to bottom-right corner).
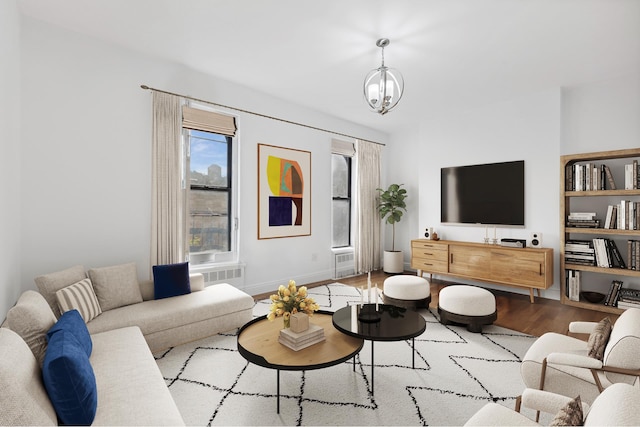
383;250;404;274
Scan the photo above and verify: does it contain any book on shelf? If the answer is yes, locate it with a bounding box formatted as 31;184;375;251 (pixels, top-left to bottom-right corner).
604;164;616;190
566;212;600;229
565;269;581;302
568;212;597;220
564;240;596;266
607;239;627;269
617;300;640;310
601;201;640;230
628;240;640;271
604;280;623;306
618;288;640;303
624;161;639;190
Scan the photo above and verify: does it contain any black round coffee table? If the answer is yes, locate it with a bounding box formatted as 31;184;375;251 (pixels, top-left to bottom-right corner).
332;304;427;395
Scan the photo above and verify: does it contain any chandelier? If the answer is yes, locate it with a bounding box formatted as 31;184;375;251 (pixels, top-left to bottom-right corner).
363;38;404;115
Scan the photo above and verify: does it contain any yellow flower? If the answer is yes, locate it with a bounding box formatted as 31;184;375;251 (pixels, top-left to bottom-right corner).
267;280;319;322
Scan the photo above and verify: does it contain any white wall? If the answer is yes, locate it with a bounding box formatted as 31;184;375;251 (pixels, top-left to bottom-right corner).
396;89;563;299
562;74;640;155
0;0;22;320
17;17;388;306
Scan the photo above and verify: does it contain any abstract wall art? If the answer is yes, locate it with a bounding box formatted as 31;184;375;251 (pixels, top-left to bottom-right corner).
258;143;311;239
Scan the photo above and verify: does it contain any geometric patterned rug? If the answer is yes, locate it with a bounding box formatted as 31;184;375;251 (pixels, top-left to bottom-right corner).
155;283;538;426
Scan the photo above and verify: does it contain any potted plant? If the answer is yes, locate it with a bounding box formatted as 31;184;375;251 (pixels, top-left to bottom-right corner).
377;183;407;273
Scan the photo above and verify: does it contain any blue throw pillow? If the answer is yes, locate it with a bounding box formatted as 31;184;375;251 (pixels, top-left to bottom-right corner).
47;309;92;357
153;262;191;300
42;329;97;425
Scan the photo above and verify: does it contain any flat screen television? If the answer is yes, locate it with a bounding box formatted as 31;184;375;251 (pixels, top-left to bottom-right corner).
441;160;525;226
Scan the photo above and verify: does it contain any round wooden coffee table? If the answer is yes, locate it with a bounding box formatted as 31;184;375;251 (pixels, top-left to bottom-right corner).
237;310;363;413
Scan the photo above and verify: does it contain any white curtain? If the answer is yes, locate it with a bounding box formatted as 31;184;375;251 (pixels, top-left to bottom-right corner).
151;91;185;268
354;140;382;273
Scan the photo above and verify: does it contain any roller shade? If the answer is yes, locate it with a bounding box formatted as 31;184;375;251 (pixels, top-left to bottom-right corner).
182;106;237;136
331;139;356;156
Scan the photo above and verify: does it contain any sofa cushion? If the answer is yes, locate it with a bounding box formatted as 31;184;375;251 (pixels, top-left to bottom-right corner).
48;309;92;357
6;290;57;366
35;265;87;318
42;329;97;425
56;278;102;322
88;262;143;311
89;327;185;425
86;283;254;350
153;262;191;299
587;317;611;360
0;328;58;426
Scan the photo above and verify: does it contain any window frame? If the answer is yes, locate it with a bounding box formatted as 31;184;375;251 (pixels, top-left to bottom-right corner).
182;108;239;266
331;153;353;249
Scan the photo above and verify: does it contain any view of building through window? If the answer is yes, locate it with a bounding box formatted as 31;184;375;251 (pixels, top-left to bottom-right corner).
332;154;351;247
187;130;232;255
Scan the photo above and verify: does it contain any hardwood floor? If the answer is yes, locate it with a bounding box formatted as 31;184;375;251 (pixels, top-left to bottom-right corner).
256;271;617;338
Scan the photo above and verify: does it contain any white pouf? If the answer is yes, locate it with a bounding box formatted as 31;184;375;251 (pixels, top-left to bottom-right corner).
438;285;497;333
382;275;431;309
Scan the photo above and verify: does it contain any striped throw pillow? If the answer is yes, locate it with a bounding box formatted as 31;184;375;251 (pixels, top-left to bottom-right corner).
56;279;102;323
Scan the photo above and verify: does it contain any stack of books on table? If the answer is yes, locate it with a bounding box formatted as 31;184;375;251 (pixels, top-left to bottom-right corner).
566;212;600;228
616;288;640;310
279;323;325;351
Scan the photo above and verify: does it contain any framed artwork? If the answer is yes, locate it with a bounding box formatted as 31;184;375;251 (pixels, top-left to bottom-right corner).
258;143;312;239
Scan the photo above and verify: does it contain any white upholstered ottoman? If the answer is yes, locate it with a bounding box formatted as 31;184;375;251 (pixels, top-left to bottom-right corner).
438;285;497;333
382;275;431;309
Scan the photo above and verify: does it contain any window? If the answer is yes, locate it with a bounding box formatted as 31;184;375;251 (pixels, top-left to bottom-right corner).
182;105;237;265
332;153;352;247
187;130;232;257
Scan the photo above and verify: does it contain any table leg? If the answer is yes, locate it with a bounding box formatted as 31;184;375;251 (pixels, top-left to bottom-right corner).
412;338;415;368
277;369;280;414
371;341;375;396
353;355;356;371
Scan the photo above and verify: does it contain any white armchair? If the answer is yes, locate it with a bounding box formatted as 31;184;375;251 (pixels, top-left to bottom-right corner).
465;383;640;426
520;308;640;404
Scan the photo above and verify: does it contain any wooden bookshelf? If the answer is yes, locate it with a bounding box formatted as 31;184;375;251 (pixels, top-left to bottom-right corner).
560;148;640;314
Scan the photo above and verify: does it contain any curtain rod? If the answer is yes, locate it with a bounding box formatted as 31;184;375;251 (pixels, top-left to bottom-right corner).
140;84;385;147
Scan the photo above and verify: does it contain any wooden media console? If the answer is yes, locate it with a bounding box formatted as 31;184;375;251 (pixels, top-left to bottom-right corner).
411;239;554;303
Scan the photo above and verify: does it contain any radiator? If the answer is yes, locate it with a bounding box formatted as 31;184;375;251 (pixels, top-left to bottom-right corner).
194;264;245;288
333;251;355;279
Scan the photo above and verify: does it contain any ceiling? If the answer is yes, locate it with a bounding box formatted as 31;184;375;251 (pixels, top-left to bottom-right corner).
18;0;640;134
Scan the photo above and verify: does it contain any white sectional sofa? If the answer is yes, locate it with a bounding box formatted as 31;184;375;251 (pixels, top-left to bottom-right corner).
1;263;255;425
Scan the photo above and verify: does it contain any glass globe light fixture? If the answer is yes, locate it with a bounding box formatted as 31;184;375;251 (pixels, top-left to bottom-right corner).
363;38;404;115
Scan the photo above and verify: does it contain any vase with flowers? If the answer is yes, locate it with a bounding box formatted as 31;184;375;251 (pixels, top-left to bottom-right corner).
267;280;319;328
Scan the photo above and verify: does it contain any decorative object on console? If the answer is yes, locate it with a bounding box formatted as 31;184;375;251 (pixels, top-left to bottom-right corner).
424;227;433;239
377;183;408;273
530;232;542;248
267;280;319;328
500;238;527;248
363;38;404;115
